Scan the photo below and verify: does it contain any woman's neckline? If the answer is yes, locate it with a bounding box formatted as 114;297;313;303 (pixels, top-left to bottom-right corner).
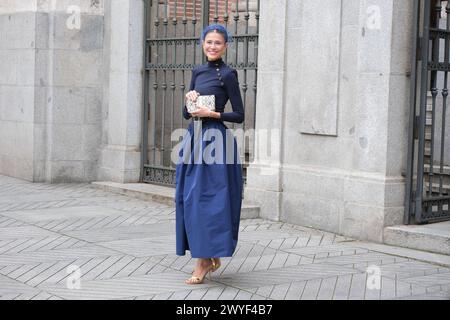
207;57;224;67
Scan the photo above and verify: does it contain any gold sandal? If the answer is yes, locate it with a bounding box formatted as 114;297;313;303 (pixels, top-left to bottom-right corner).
185;263;213;285
211;258;221;272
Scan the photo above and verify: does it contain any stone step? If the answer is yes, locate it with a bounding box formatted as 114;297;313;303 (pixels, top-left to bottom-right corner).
384;221;450;255
91;181;260;219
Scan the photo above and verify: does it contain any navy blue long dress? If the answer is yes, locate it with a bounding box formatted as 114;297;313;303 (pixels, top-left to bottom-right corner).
175;57;244;258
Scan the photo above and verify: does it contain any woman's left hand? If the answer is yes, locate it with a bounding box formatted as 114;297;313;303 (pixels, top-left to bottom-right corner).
191;106;211;118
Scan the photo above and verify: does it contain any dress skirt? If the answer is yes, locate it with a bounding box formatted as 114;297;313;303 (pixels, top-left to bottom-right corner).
175;119;243;258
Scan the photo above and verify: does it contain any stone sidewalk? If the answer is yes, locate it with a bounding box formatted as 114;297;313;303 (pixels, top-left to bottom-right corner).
0;175;449;300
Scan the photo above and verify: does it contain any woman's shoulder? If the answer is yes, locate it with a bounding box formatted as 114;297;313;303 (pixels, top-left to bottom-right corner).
191;64;203;74
222;65;238;81
191;63;213;75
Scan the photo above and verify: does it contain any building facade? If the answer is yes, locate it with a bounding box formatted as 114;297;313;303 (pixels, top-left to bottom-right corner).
0;0;448;243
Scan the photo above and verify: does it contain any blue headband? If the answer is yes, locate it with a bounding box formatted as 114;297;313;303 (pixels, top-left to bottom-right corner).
200;24;233;43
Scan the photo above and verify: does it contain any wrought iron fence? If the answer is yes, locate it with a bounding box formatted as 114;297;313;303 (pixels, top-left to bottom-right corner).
406;0;450;224
141;0;259;186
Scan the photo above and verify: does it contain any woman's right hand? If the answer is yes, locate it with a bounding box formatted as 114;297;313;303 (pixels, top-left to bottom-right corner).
185;90;200;102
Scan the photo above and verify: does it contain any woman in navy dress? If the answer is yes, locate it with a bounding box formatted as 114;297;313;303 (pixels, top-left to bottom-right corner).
175;24;244;285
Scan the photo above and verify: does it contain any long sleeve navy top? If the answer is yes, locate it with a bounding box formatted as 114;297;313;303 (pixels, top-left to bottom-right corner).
183;58;245;124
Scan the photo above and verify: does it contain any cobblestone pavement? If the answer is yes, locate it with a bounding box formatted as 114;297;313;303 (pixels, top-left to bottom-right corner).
0;175;449;300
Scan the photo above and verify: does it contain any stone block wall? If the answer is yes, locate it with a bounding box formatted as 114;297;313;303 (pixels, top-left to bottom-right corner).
245;0;414;242
0;0;105;182
0;5;36;180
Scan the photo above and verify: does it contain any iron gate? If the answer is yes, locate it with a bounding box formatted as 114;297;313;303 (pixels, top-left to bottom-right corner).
141;0;259;186
406;0;450;224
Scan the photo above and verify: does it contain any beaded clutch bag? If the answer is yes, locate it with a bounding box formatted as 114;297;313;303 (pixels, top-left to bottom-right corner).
186;95;216;113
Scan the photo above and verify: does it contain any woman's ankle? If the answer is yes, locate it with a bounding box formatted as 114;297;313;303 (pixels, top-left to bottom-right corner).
197;258;212;267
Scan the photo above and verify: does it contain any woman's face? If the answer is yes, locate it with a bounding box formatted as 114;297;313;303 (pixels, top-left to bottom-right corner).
202;31;227;61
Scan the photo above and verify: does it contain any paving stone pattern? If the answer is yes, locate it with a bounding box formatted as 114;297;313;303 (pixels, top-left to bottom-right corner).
0;175;448;300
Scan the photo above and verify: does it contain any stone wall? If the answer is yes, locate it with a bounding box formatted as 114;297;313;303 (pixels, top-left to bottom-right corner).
245;0;414;242
0;0;105;182
97;0;144;183
0;1;37;180
0;0;420;243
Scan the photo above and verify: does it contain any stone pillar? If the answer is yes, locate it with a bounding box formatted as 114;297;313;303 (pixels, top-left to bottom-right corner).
98;0;145;183
338;0;412;241
246;0;414;243
244;0;287;221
